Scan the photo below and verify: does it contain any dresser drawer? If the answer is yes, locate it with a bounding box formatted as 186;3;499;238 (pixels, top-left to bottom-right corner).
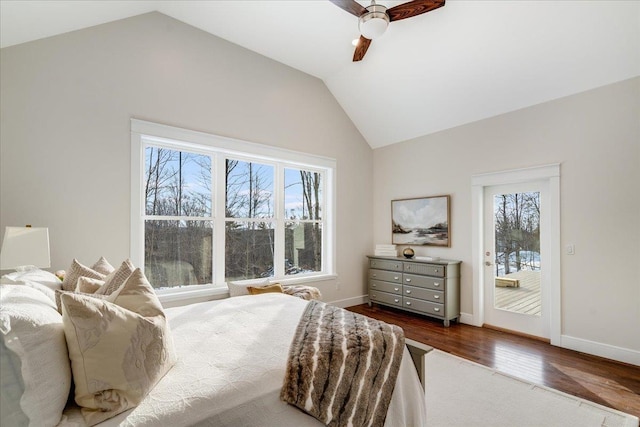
369;269;402;283
370;280;402;295
403;273;445;290
370;291;402;307
403;285;444;303
369;259;403;272
403;263;445;277
403;297;444;317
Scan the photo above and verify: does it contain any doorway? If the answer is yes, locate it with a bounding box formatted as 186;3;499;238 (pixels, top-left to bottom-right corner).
483;181;548;338
471;165;561;344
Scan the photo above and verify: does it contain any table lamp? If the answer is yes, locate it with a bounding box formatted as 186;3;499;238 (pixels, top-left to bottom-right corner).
0;226;51;272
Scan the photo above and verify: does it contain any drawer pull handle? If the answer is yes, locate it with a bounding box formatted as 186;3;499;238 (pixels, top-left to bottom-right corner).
405;290;411;294
394;299;400;303
394;276;399;280
372;284;376;287
405;278;411;282
372;294;377;298
406;266;411;270
372;273;377;277
434;307;440;312
394;287;399;292
406;301;411;306
434;295;440;299
434;282;440;287
372;262;376;266
435;269;439;273
395;264;399;268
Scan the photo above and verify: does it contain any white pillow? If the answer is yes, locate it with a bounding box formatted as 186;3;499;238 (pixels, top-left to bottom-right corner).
0;284;72;427
61;269;177;426
227;278;270;297
1;269;62;291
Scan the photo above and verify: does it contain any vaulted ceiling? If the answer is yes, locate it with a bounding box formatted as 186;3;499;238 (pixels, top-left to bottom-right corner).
2;1;639;148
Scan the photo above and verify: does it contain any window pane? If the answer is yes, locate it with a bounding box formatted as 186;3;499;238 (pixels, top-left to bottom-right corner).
145;146;211;217
225;221;274;281
144;220;213;288
226;159;274;218
285;222;322;275
285;168;322;220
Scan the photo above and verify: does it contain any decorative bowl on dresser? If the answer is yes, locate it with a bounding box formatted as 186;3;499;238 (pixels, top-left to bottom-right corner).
367;256;461;327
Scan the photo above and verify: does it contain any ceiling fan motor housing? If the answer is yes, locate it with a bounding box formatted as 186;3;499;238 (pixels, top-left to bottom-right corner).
359;3;390;39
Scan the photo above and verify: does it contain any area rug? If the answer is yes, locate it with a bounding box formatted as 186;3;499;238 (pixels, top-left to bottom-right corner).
424;349;639;427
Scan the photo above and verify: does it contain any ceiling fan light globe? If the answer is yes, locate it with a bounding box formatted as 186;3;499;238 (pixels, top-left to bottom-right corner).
358;4;390;40
359;16;389;39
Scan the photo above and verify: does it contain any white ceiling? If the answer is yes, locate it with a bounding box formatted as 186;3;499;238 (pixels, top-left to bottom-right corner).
2;1;639;148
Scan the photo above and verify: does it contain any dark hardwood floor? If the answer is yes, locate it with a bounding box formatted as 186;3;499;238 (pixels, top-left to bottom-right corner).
347;303;640;419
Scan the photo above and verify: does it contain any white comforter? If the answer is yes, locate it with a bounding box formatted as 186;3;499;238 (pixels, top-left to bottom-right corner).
59;293;426;426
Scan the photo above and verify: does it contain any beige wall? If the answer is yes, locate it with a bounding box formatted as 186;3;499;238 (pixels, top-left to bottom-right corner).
1;11;638;361
373;77;640;358
0;12;373;304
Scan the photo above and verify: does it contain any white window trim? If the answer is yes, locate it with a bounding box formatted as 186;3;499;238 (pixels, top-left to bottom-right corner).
130;119;337;303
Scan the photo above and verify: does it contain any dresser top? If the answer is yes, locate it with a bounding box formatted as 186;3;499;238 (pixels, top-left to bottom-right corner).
368;255;461;265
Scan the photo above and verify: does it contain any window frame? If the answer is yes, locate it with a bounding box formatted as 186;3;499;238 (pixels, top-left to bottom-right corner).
131;119;336;303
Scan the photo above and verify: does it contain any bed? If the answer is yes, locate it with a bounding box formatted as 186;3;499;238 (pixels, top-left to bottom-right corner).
1;270;426;427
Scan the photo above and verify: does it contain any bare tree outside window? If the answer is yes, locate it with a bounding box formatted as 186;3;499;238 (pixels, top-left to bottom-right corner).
494;192;540;276
225;160;275;280
144;147;212;289
284;168;323;276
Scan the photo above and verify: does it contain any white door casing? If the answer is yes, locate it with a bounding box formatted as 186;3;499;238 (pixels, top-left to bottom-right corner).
471;164;561;345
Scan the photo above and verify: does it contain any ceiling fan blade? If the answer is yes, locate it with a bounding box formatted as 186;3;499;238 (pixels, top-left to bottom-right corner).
353;36;372;62
329;0;367;17
387;0;445;22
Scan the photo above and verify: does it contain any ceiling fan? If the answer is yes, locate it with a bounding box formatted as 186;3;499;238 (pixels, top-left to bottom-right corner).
330;0;445;61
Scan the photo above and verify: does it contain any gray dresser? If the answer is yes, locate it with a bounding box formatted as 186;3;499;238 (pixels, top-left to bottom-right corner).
367;256;461;327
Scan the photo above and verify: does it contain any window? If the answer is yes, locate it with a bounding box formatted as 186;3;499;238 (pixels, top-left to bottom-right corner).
131;119;335;297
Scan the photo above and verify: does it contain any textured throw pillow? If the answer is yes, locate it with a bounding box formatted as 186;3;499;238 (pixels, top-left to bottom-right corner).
94;259;135;296
91;257;115;276
54;289;110;314
60;269;177;426
61;260;106;291
227;278;270;297
76;277;105;294
248;283;284;295
0;285;72;427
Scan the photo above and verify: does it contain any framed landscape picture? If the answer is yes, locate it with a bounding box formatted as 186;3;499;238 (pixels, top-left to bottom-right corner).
392;195;450;247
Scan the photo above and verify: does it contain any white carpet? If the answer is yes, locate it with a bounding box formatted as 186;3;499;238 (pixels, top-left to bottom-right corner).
424;349;639;427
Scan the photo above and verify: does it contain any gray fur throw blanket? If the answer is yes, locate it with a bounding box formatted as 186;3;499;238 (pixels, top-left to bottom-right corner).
281;300;405;427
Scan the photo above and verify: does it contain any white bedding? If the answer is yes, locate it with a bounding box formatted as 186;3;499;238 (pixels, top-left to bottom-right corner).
58;293;426;426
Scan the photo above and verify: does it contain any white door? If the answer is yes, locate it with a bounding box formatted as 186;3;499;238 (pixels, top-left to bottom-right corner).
483;181;550;339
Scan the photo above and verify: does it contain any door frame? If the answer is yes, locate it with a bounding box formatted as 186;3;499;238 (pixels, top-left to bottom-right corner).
471;164;561;346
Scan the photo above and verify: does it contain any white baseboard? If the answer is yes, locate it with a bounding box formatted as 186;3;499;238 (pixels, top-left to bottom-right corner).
329;295;368;308
561;334;640;366
459;312;477;326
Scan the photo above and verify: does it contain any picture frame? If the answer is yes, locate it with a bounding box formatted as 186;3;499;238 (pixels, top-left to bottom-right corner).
392;195;450;247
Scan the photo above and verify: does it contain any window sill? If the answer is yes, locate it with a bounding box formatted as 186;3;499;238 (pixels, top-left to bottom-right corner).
156;274;336;307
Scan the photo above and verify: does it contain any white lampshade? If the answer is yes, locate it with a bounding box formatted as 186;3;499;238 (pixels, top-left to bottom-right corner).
0;226;51;270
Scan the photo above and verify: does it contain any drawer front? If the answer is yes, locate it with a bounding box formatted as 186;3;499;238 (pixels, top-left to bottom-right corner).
370;280;402;295
369;259;403;271
370;291;402;307
403;263;445;277
403;297;444;317
369;269;402;283
403;273;445;290
403;285;444;303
